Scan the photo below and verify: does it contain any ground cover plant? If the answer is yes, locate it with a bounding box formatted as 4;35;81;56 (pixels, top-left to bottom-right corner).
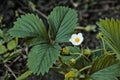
1;6;120;80
0;1;120;80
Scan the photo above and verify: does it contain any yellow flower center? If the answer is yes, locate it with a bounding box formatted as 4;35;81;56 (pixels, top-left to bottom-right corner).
75;37;80;42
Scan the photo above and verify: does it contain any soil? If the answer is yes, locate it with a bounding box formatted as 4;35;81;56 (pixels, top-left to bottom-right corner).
0;0;120;80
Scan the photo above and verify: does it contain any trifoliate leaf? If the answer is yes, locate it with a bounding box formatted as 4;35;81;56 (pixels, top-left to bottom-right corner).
27;43;61;75
48;6;78;42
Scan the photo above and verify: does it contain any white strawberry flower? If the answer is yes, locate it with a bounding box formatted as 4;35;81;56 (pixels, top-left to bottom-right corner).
69;33;84;46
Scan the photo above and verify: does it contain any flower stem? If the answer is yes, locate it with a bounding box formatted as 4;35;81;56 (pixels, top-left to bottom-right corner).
79;65;92;73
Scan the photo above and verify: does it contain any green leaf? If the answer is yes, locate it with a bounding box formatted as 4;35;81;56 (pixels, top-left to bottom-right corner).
48;6;78;42
89;54;120;80
90;62;120;80
62;53;89;69
68;46;81;53
16;70;32;80
90;54;115;74
0;29;13;45
9;14;49;44
0;39;4;45
72;55;89;70
26;37;48;46
61;53;80;66
7;40;17;50
0;45;7;54
27;43;61;75
0;29;4;38
98;18;120;56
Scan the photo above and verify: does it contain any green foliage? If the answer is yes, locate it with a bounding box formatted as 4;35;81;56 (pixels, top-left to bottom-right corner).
0;29;13;45
62;46;80;55
7;40;17;51
16;70;32;80
89;54;120;80
0;29;20;62
27;43;61;75
0;29;4;38
3;49;21;63
0;29;21;79
0;45;7;54
68;46;81;53
90;62;120;80
9;14;49;44
90;54;115;74
8;6;120;80
72;55;90;70
98;18;120;58
61;53;80;66
48;6;78;42
9;6;78;75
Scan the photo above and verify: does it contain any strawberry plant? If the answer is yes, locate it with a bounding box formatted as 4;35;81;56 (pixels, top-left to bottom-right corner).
7;6;120;80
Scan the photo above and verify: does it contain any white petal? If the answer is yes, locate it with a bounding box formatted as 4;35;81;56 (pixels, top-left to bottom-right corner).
74;42;80;46
69;36;74;42
78;34;84;44
71;34;77;38
69;33;84;46
81;36;84;42
71;41;79;46
70;34;77;42
78;33;82;36
69;38;72;42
